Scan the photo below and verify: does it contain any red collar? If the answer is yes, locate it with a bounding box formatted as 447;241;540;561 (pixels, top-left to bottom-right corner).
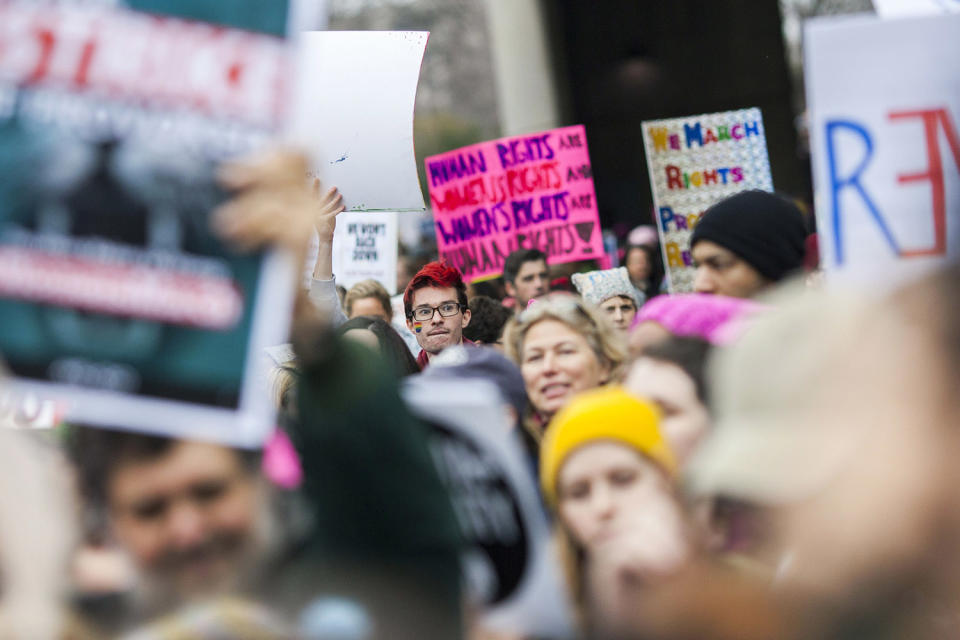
416;338;475;370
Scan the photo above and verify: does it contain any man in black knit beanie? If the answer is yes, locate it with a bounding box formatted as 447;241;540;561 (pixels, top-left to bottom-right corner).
690;190;808;298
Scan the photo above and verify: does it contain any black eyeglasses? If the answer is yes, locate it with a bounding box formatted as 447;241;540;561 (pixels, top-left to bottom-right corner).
409;302;464;322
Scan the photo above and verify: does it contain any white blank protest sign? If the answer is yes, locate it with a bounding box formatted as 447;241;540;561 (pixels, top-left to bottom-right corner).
805;13;960;290
331;211;399;294
286;31;428;212
872;0;960;17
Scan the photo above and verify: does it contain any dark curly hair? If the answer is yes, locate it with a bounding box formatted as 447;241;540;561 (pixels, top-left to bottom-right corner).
337;315;420;377
463;296;512;345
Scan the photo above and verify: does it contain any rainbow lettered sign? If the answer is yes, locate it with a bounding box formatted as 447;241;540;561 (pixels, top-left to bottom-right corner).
426;125;605;282
642;108;773;292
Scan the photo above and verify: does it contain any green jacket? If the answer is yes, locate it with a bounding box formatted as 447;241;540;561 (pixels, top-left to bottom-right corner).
281;332;464;639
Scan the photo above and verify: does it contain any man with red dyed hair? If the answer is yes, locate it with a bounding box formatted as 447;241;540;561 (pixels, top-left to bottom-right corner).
404;261;473;368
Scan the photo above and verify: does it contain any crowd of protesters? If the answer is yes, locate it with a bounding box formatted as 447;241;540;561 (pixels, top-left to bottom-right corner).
1;144;959;640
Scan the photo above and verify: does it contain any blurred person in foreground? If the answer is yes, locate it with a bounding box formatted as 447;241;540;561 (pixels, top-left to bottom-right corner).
404;261;473;368
690;190;807;298
0;404;77;639
571;266;644;334
65;151;335;631
462;295;512;349
502;248;550;309
67;427;282;631
503;294;626;442
277;312;464;640
540;387;693;638
70;151;464;637
631;269;960;640
218;152;463;637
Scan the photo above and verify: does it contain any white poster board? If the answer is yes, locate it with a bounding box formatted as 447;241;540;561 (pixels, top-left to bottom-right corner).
872;0;960;17
287;31;428;212
806;13;960;289
402;378;574;639
641;108;774;292
331;211;399;294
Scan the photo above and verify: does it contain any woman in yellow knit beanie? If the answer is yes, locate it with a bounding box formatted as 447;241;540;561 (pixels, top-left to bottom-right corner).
541;386;692;637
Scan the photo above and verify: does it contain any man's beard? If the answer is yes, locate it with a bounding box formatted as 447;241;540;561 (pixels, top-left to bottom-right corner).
133;499;281;616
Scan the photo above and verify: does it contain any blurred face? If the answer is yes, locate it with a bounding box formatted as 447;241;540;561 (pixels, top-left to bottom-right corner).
406;286;470;356
396;257;413;296
771;310;954;597
520;319;609;419
625;247;651;285
561;443;690;637
628;320;672;355
507;259;550;306
692;240;769;298
599;295;637;333
558;442;687;564
108;441;265;602
625;358;709;464
350;296;392;322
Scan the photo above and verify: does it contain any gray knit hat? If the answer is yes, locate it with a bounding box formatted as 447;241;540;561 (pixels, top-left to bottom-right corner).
571;267;641;307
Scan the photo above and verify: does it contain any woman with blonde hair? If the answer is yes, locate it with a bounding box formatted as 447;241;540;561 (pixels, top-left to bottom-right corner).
503;294;626;437
540;387;692;637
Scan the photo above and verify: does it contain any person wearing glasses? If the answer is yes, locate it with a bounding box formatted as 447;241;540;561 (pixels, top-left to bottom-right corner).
403;261;474;369
571;266;644;334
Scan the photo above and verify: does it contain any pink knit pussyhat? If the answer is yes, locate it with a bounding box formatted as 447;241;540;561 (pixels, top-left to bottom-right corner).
631;294;766;345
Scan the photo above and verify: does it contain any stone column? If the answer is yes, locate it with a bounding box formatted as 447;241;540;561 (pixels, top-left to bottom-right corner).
484;0;561;136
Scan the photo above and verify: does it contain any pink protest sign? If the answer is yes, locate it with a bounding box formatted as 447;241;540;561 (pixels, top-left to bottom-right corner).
425;125;605;282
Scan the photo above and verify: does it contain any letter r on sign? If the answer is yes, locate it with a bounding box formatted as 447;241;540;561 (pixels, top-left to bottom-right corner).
825;120;900;265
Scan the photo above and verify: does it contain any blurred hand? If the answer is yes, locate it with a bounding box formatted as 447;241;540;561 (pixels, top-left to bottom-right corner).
590;504;691;587
585;502;691;635
211;151;344;255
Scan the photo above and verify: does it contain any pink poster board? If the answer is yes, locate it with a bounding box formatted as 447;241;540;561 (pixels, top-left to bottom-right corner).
425;125;606;282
